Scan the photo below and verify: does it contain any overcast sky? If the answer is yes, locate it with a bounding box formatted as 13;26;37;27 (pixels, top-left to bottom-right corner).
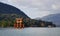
0;0;60;19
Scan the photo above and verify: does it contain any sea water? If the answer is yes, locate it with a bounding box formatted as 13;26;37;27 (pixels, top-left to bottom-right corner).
0;27;60;36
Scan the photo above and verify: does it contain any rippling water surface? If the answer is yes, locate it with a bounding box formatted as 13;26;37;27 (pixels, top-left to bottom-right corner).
0;27;60;36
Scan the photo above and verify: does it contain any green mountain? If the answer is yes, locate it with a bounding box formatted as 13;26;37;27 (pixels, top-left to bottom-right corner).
0;2;30;27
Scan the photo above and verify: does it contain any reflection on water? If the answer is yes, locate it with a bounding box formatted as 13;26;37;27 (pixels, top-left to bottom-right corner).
0;27;60;36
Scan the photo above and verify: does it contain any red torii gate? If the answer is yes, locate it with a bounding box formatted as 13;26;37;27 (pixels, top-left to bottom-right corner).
14;18;24;29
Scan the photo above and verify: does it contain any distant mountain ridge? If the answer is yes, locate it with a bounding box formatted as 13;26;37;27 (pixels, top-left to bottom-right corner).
41;14;60;27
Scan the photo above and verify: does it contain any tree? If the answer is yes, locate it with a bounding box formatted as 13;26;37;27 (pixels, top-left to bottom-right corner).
0;20;8;27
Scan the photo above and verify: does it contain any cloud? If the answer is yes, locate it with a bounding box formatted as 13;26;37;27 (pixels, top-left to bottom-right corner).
0;0;60;18
52;4;60;10
19;7;51;18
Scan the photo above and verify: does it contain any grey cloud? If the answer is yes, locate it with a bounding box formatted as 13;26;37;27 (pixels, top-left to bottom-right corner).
0;0;60;18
